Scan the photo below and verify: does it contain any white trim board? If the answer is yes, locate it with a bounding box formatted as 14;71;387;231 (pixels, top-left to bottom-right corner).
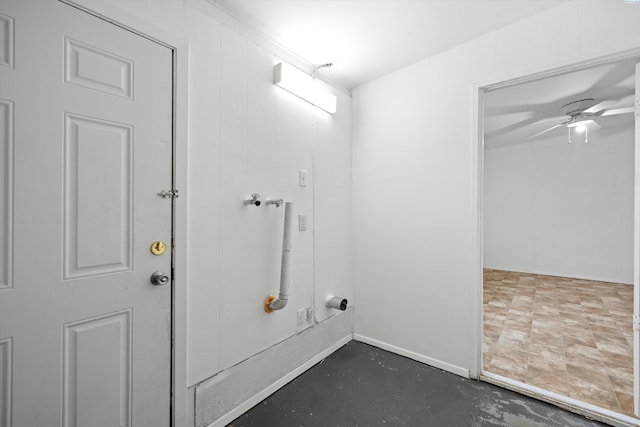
353;334;470;378
206;335;352;427
481;267;634;286
208;333;470;427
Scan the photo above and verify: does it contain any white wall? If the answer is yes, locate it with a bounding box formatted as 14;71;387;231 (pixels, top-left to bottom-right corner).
352;0;640;375
185;4;353;386
484;125;634;284
73;0;353;393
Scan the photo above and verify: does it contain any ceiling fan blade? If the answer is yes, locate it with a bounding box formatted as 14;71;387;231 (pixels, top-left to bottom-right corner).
600;106;635;116
525;115;568;129
590;120;601;130
585;94;634;115
583;100;617;114
526;123;563;140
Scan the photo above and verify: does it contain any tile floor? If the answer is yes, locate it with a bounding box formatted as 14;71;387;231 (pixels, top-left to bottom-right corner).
483;269;635;417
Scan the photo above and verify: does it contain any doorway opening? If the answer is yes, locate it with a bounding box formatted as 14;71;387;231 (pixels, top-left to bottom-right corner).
479;56;639;424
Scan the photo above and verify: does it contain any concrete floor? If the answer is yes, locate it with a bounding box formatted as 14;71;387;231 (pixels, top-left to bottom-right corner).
227;341;607;427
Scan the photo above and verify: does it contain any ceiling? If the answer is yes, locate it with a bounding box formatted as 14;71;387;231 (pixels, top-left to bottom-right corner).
208;1;634;147
209;0;569;90
484;60;636;149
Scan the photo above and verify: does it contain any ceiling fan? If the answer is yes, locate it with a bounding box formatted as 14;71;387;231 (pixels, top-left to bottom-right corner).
527;97;635;142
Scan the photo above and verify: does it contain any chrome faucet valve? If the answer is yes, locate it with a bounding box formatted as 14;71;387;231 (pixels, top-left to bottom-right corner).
245;193;262;206
266;198;284;208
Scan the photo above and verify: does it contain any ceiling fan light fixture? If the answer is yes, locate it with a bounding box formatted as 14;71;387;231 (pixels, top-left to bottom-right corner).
566;118;594;129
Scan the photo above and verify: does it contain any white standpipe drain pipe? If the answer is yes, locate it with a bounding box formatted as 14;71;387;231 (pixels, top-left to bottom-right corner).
265;202;294;312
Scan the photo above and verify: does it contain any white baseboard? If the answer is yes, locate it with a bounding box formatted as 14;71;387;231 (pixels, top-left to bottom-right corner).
208;335;351;427
195;308;354;427
483;266;633;285
353;334;470;378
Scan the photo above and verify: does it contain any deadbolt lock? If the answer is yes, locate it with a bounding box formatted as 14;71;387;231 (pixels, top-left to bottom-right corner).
150;241;167;255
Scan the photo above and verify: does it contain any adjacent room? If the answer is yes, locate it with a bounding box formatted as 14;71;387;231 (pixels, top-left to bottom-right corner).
483;60;636;417
1;1;640;426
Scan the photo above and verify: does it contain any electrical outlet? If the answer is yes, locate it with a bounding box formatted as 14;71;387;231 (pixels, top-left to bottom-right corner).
297;307;313;331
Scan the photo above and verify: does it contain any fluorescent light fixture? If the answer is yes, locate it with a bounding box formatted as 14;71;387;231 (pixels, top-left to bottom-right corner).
274;62;337;114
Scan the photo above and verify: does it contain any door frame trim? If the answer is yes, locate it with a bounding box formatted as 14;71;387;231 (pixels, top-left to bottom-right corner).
472;48;640;427
482;372;640;427
58;1;189;425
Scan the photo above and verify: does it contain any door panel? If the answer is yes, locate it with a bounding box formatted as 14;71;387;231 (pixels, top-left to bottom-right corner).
0;99;11;293
0;13;13;69
62;309;132;427
64;113;133;278
64;37;133;99
0;337;10;427
0;1;173;425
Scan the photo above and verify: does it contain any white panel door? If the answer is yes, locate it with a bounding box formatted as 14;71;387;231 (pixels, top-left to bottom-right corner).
0;1;173;426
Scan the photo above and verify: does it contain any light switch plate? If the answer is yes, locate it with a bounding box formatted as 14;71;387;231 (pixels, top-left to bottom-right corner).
298;214;307;231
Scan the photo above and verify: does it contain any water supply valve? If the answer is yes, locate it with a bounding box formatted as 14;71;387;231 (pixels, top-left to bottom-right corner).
266;198;284;207
245;193;261;206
